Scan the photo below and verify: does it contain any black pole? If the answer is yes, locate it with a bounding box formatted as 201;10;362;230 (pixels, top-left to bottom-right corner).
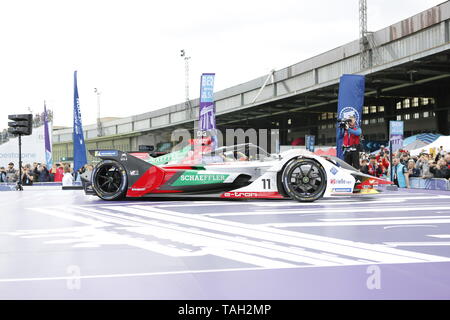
17;134;23;191
389;143;393;182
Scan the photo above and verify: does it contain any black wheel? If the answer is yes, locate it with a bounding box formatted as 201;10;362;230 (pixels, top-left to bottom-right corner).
281;158;327;202
92;160;128;200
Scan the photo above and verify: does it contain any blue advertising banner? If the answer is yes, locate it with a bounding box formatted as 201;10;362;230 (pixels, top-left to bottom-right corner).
305;135;315;152
336;74;365;159
73;71;87;172
199;73;217;148
390;121;404;153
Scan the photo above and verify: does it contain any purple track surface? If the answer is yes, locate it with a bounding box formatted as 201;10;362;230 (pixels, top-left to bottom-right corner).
1;186;450;299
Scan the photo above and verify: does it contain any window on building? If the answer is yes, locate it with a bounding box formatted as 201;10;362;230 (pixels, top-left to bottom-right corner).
378;106;385;112
370;106;377;113
403;99;410;108
378;118;384;123
423;111;430;118
396;115;402;121
321;113;327;120
370;118;377;124
404;114;411;120
396;102;402;109
288;119;292;125
363;119;369;125
413;113;420;119
413;98;419;107
327;112;334;119
327;123;334;129
421;98;429;106
363;106;369;114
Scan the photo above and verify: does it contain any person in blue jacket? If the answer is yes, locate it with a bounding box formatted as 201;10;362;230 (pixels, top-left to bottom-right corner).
392;157;410;188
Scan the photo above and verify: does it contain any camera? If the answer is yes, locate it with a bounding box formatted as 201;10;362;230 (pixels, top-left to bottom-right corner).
337;118;352;129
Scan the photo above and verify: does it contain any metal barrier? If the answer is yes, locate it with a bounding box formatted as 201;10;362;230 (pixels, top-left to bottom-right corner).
409;177;450;191
0;181;81;191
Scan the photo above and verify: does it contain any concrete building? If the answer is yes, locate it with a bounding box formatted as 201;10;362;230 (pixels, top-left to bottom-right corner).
53;1;450;161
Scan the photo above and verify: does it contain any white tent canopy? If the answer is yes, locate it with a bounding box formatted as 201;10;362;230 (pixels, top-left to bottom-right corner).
410;135;450;156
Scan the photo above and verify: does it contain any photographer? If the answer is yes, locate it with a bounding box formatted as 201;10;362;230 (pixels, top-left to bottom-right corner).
430;159;450;179
361;155;383;177
22;166;34;186
338;115;362;169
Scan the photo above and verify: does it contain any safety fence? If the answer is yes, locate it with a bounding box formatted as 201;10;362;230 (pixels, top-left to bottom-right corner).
0;181;81;191
408;177;450;191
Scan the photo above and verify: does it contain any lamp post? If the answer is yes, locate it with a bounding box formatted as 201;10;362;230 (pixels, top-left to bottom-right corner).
94;88;102;137
180;49;192;117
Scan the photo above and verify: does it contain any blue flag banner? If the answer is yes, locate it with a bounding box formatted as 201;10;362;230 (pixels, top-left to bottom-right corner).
73;71;87;172
336;74;365;159
43;102;53;169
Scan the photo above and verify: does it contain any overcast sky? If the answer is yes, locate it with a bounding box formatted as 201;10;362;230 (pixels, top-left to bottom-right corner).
0;0;444;129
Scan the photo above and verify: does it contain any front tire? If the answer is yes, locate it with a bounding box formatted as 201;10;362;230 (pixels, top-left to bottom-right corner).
281;158;327;202
92;160;128;200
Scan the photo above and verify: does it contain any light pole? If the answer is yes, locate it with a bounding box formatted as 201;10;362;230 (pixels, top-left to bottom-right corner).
94;88;102;137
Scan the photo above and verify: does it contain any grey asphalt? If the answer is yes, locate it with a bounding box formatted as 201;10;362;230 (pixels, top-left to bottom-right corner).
1;186;450;299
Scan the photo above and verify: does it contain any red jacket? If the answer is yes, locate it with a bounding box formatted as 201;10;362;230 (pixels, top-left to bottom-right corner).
343;126;361;147
54;167;64;182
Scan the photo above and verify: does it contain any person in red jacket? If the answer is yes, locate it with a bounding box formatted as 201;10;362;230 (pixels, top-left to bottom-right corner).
54;163;64;182
338;115;362;169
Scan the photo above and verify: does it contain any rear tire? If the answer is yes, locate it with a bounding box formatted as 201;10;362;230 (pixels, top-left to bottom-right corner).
281;158;327;202
92;160;128;200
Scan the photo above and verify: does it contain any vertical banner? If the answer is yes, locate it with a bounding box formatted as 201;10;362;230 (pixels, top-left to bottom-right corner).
73;71;87;172
336;74;365;159
199;73;217;149
389;121;404;153
305;135;315;152
43;102;53;169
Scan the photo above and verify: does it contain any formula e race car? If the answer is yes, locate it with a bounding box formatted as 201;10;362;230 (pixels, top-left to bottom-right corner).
83;138;392;202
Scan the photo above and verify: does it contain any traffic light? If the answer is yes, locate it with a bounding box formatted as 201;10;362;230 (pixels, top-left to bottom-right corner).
8;114;33;136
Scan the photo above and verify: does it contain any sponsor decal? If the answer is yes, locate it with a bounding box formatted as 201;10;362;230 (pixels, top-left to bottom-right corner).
172;171;229;186
130;153;150;160
332;188;353;193
223;192;258;198
129;170;139;176
330;167;338;175
221;192;284;199
95;150;118;157
120;153;128;161
330;178;353;185
131;188;146;191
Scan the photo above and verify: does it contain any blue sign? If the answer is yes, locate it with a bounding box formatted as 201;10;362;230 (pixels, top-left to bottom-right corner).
73;71;87;172
336;74;365;159
305;135;315;152
390;121;404;153
199;73;217;149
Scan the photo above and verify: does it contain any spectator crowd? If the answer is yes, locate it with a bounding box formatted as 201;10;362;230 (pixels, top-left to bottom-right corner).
0;162;93;186
360;145;450;188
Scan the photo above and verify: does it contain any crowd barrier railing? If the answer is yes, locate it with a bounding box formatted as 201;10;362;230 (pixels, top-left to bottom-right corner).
408;177;450;191
0;181;81;191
